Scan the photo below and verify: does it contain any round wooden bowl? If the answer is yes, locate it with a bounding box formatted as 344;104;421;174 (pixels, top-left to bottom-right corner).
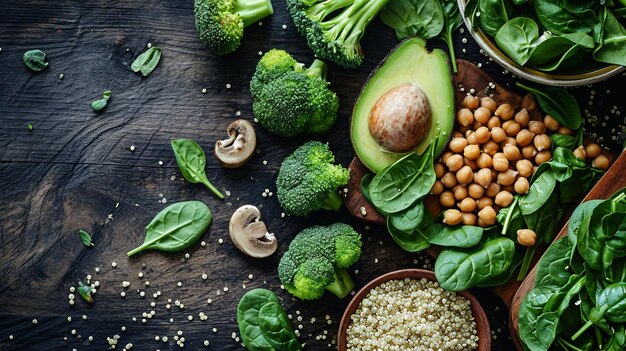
337;269;491;351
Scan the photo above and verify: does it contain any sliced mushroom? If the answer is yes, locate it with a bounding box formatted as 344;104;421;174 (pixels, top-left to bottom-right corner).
229;205;277;258
214;119;256;168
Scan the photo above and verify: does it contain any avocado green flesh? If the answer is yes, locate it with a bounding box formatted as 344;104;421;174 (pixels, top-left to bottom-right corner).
351;38;455;173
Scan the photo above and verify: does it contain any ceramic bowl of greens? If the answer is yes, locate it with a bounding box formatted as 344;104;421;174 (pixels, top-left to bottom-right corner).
457;0;625;86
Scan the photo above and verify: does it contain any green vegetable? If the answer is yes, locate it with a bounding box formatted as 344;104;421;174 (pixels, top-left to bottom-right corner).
286;0;392;68
387;212;432;252
428;224;483;248
495;17;539;66
250;49;339;137
380;0;444;40
438;0;463;73
78;229;94;247
535;0;598;35
194;0;274;55
572;283;626;340
127;201;212;256
275;141;349;217
478;0;514;37
237;289;301;351
27;124;33;132
528;33;595;67
594;7;626;66
23;49;48;71
91;90;112;112
171;139;224;199
534;237;574;288
516;82;581;130
131;46;161;76
77;281;93;303
277;223;362;300
389;200;425;233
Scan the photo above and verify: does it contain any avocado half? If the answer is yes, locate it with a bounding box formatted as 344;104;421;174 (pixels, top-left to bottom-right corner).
351;38;455;173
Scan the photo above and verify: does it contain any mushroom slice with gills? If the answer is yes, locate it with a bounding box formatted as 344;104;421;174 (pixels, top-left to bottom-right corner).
229;205;277;258
214;119;256;168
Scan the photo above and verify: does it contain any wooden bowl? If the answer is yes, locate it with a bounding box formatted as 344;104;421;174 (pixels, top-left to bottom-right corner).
337;269;491;351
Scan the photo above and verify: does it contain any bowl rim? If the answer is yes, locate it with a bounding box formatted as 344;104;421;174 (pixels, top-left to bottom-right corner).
456;0;625;87
337;268;491;351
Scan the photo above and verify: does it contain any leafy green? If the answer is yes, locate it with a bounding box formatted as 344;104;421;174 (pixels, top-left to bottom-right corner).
594;7;626;66
428;224;483;248
528;33;595;67
91;90;112;112
387;213;432;252
535;0;598;35
438;0;463;73
389;200;425;233
78;229;94;247
516;82;582;130
479;0;515;37
380;0;444;40
23;49;48;71
131;46;162;77
77;281;93;303
171;139;224;199
127;201;212;256
495;17;539;65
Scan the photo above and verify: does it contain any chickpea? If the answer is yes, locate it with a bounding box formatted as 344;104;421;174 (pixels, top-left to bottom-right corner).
500;137;517;148
464;144;481;160
475;168;493;188
478;206;497;225
456;166;474;185
477;197;494;211
474;107;491;124
453;185;469;201
440;191;456;207
543;115;560;131
487;116;501;129
459;197;477;212
467;132;478;145
445;154;464;172
585;143;602;159
461;212;477;226
522;144;538;159
462;95;479;110
535;150;552;165
514;109;530;127
481;96;497;113
533;134;551;151
434;162;446;178
514;177;530;194
592;155;610;170
492;153;509;172
441;151;454;164
464;158;478;171
430;181;444;195
515;159;534;178
443;209;463;225
498;169;519;186
503;144;522;161
449;137;468;153
502;120;521;137
495;103;515;120
468;183;485;199
482;141;499;156
522;94;537;112
474;126;491;144
517;229;537;247
441;172;458;188
457;108;474;127
558;126;574;135
573;145;586;160
485;182;501;198
516;129;535;147
490;127;507;143
495;190;514;207
528;120;546;135
476;153;493;169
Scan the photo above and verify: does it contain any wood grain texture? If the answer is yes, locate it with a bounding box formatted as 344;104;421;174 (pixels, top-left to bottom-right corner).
0;0;624;350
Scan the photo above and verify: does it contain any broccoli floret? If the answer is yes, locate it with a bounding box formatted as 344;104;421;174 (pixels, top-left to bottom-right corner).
276;141;349;217
194;0;274;55
286;0;392;68
250;50;339;137
278;223;362;300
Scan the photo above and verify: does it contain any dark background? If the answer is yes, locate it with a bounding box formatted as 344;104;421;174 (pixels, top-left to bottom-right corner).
0;0;624;350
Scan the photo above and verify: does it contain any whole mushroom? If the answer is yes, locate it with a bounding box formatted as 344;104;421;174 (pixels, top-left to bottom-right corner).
229;205;277;258
214;119;256;168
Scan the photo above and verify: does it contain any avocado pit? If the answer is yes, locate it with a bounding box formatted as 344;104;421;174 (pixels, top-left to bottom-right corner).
368;83;432;153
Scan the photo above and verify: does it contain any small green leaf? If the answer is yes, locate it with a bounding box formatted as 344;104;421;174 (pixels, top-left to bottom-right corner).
131;47;162;77
27;124;33;132
77;282;93;303
171;139;224;199
91;90;112;111
23;49;48;72
78;229;94;247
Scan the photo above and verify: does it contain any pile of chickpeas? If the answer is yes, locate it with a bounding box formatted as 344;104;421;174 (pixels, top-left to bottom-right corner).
431;94;610;238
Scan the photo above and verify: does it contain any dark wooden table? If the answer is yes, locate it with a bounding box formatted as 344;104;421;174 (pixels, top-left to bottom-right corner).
1;1;624;350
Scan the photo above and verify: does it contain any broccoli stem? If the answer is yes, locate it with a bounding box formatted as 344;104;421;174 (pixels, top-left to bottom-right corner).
323;0;391;45
307;0;354;22
320;190;343;212
234;0;274;28
325;268;355;298
306;59;328;80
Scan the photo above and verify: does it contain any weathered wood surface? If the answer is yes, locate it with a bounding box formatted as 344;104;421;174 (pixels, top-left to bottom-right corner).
0;1;624;350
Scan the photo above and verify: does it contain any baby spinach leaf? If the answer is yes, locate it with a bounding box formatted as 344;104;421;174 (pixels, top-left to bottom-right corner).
389;200;425;233
516;82;582;130
131;46;162;77
601;212;626;271
438;0;463;73
479;0;515;37
533;43;589;72
380;0;444;40
495;17;539;65
529;32;595;67
23;49;48;71
171;139;224;199
258;302;301;351
127;201;212;256
593;7;626;66
519;286;560;351
91;90;112;112
573;282;626;338
428;224;483;248
78;229;94;247
535;236;574;288
535;0;598;35
435;236;515;291
519;170;557;215
568;199;603;246
77;282;93;303
387;214;432;252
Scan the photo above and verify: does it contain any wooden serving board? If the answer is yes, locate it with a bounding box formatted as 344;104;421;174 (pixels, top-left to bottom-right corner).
508;150;626;351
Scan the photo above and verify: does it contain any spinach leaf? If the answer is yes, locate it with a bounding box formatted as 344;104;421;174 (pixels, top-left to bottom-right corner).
77;281;93;303
535;236;574;288
535;0;598;35
171;139;224;199
127;201;212;256
479;0;515;37
91;90;112;112
519;170;557;215
435;236;515;291
389;200;425;233
495;17;539;65
23;49;48;71
380;0;445;40
573;282;626;339
259;302;302;351
387;213;432;252
534;43;590;72
131;46;162;77
519;286;559;350
78;229;95;247
529;32;595;67
428;224;483;248
568;199;603;246
606;325;626;351
516;82;582;130
594;7;626;66
438;0;463;73
602;212;626;271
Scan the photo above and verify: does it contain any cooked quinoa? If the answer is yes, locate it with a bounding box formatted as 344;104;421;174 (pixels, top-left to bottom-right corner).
346;278;478;351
